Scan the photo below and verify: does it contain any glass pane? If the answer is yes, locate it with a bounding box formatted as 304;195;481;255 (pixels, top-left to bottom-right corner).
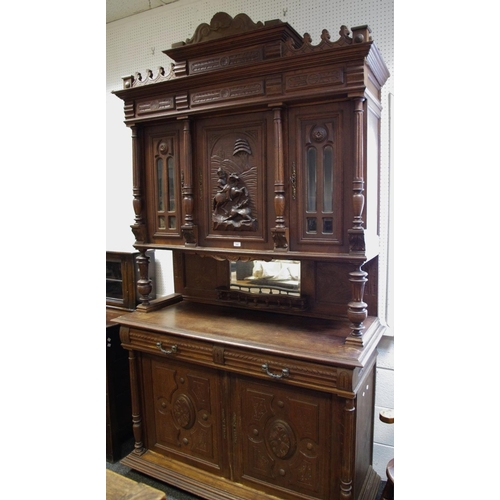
167;156;175;212
323;217;333;234
157;158;164;211
230;260;301;296
306;148;317;212
168;216;176;229
323;146;333;213
307;217;317;233
158;216;166;229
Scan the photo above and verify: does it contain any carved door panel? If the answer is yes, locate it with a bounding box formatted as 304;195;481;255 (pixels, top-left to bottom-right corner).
288;102;352;254
233;376;332;499
143;355;227;476
194;111;275;250
144;123;184;245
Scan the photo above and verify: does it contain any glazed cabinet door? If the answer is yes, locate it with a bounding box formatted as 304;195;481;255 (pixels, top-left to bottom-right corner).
232;375;333;500
141;354;229;477
144;123;184;245
288;102;353;254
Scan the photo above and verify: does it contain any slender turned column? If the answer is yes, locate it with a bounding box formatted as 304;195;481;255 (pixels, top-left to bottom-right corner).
135;249;152;306
340;397;356;500
130;126;147;243
346;97;368;342
347;265;368;340
352;97;365;233
180;117;197;246
271;106;288;249
128;349;145;454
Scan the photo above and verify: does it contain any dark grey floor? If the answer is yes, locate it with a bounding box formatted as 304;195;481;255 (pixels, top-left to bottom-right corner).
106;439;387;500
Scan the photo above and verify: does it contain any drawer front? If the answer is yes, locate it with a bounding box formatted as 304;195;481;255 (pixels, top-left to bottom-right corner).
124;327;355;395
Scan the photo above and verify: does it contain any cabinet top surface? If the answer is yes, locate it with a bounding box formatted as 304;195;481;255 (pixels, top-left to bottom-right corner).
114;301;382;367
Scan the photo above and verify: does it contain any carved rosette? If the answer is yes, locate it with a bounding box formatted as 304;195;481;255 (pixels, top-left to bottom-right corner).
266;419;297;460
172;394;196;430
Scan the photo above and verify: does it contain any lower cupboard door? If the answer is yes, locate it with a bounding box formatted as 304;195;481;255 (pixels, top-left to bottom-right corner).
143;355;227;476
233;376;332;499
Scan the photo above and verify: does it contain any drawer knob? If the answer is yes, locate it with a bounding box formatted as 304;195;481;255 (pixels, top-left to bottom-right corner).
156;342;178;355
262;363;290;380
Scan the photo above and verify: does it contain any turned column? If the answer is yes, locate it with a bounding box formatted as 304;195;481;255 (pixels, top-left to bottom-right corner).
340;397;356;500
347;265;368;343
347;97;368;342
128;348;145;455
180;117;197;246
348;97;366;252
130;126;147;243
135;249;152;306
270;105;288;250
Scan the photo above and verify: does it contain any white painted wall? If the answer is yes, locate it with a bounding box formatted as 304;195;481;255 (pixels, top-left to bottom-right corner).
107;0;394;480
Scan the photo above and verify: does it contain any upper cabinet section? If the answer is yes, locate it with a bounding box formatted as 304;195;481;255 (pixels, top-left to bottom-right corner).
113;12;389;262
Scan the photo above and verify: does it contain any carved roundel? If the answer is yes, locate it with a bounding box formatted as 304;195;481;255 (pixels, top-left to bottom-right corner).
311;125;327;143
265;419;297;460
172;394;196;430
158;141;169;155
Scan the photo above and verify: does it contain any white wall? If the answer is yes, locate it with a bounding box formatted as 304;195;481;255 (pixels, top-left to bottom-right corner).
107;0;394;480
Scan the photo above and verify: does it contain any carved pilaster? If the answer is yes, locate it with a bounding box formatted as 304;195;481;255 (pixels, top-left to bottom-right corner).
348;97;366;253
270;106;289;250
180;118;198;246
130;126;147;243
340;397;355;499
135;250;153;306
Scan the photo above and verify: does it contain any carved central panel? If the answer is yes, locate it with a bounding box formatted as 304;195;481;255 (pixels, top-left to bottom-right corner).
211;137;257;231
209;131;259;232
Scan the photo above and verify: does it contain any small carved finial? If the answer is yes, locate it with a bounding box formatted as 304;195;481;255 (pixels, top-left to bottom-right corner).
320;29;331;42
339;25;351;38
134;71;142;82
303;33;312;44
157;66;165;76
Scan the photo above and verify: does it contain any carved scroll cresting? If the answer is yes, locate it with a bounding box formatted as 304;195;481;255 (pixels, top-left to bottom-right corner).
122;64;175;89
283;24;372;56
180;12;264;46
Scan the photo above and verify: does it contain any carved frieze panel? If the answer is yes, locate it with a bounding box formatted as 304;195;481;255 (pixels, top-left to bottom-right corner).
191;81;264;106
137;97;175;115
189;48;263;75
285;67;344;92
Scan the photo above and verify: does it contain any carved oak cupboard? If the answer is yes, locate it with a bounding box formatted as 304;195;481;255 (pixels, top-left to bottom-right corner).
112;12;389;500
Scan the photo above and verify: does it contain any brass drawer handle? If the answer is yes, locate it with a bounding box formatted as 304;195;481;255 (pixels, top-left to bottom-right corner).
156;342;178;355
262;363;289;379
